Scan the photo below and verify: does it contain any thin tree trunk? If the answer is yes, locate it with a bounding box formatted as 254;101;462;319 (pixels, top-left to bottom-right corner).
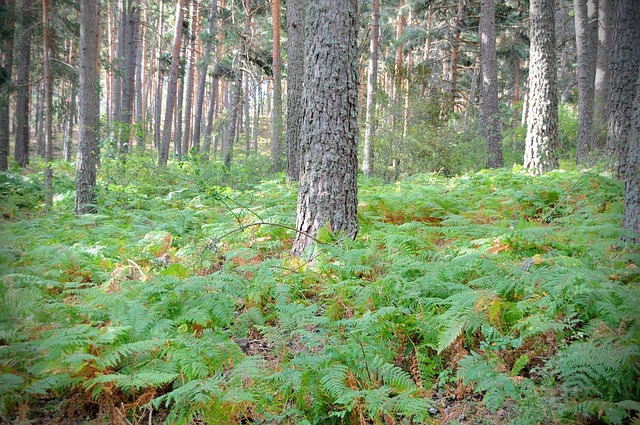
270;0;283;171
112;1;123;135
14;0;31;167
193;0;217;155
182;2;197;157
76;0;101;214
222;71;241;169
593;0;612;150
202;75;218;160
363;0;379;178
134;0;144;152
574;0;597;164
0;0;15;171
43;0;53;209
158;0;185;166
480;0;503;168
449;0;465;113
153;0;164;150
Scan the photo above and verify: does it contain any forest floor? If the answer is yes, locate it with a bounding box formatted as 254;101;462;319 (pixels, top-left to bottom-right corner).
1;156;638;424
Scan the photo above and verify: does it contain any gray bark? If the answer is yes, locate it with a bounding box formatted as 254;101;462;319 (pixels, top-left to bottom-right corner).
42;0;52;209
524;0;559;173
285;0;306;181
192;0;217;154
182;5;196;156
76;0;101;215
120;0;137;157
622;67;640;243
593;0;612;150
0;0;14;171
605;0;640;178
14;0;31;167
202;75;218;160
292;0;359;255
271;0;283;172
362;0;379;178
222;71;241;169
158;0;185;166
574;0;597;164
479;0;503;168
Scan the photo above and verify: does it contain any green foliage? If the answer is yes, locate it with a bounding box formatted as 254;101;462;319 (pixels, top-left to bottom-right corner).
1;156;637;424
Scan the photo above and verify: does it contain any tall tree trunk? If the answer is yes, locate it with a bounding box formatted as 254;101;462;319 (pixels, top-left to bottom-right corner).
153;0;164;150
42;0;53;209
120;0;137;157
479;0;503;168
285;0;306;181
270;0;283;171
112;1;123;136
593;0;612;150
158;0;185;166
63;83;76;161
14;0;31;167
605;0;640;178
292;0;359;256
76;0;101;215
193;0;217;155
202;75;218;160
0;0;15;171
362;0;379;178
253;75;259;153
448;0;465;113
524;0;559;173
574;0;597;164
134;0;144;152
622;67;640;243
182;2;197;157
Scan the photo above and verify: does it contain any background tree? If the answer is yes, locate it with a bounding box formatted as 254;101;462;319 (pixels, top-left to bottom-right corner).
0;0;14;171
593;0;612;150
524;0;559;173
362;0;380;177
270;0;283;172
479;0;502;168
158;0;185;166
574;0;597;164
42;0;53;208
76;0;101;214
292;0;359;255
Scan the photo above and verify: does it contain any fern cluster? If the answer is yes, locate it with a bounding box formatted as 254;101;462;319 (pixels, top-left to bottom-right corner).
1;156;638;424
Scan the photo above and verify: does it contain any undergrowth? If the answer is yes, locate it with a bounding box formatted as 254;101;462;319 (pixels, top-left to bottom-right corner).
0;155;638;424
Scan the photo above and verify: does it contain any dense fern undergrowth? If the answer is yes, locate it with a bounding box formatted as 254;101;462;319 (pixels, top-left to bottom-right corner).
1;155;639;425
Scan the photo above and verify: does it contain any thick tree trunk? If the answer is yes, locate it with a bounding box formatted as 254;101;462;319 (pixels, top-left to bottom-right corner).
271;0;283;172
0;0;15;171
285;0;306;181
76;0;101;215
593;0;612;150
524;0;559;173
292;0;359;256
479;0;503;168
158;0;185;166
605;0;640;178
362;0;379;178
42;0;53;209
14;0;31;167
622;68;640;243
574;0;597;164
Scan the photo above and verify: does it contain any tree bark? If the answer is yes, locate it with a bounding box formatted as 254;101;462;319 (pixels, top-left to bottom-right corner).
192;0;217;154
14;0;31;167
182;3;197;157
622;67;640;243
42;0;53;209
153;0;164;150
524;0;559;173
574;0;597;164
593;0;612;150
0;0;15;171
605;0;640;178
271;0;283;172
120;0;137;157
158;0;185;166
292;0;359;256
479;0;503;168
285;0;306;181
362;0;379;178
76;0;101;215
